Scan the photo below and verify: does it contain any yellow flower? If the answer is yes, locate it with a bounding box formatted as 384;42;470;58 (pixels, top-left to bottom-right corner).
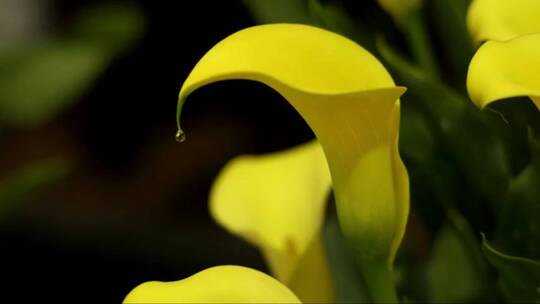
179;23;409;301
467;34;540;110
124;265;300;303
210;141;334;302
128;24;409;303
466;0;540;110
467;0;540;44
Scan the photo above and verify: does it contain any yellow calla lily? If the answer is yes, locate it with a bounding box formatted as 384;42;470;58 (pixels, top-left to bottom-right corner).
176;24;409;302
123;265;301;303
467;33;540;110
467;0;540;43
210;141;334;302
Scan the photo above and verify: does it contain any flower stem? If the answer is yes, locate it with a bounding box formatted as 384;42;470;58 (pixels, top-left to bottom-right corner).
359;259;399;303
401;9;440;80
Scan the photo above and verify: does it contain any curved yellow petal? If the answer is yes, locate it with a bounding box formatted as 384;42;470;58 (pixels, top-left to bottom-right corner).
467;0;540;43
467;33;540;110
123;265;301;303
210;142;334;301
177;24;396;112
210;142;330;267
178;23;408;280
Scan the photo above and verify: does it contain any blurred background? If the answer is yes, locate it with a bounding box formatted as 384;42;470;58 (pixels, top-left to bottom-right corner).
0;0;283;301
1;0;538;302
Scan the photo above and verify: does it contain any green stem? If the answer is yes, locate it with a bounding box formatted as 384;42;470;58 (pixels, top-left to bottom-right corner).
359;259;399;303
401;9;440;80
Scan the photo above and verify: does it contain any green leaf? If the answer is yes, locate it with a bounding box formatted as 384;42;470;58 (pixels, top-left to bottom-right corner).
399;105;435;163
426;222;483;302
243;0;375;51
482;235;540;303
307;0;374;52
400;8;441;79
0;41;108;127
489;98;540;174
242;0;314;25
0;3;144;128
494;131;540;260
429;0;474;91
0;158;71;218
377;37;511;206
323;215;370;303
69;3;145;51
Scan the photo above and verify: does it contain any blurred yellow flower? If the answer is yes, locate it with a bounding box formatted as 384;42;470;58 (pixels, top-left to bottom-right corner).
210;141;334;302
123;265;301;303
467;0;540;110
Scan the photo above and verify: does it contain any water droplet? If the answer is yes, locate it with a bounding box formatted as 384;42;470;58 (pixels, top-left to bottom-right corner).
175;130;186;143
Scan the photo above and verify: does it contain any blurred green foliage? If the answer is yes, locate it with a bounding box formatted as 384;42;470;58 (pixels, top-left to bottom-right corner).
482;235;540;303
426;223;482;302
0;2;144;220
0;2;144;128
494;132;540;260
243;0;314;25
0;158;70;218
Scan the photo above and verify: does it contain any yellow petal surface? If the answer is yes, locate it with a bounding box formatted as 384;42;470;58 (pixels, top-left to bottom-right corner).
467;0;540;43
467;33;540;110
178;23;408;273
123;265;301;303
210;142;329;274
294;89;409;267
211;141;334;301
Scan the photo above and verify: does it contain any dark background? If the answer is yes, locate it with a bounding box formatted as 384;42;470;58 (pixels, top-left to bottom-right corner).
0;0;320;301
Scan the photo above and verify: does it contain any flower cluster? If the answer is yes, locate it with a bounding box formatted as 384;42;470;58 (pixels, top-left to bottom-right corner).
124;0;540;302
